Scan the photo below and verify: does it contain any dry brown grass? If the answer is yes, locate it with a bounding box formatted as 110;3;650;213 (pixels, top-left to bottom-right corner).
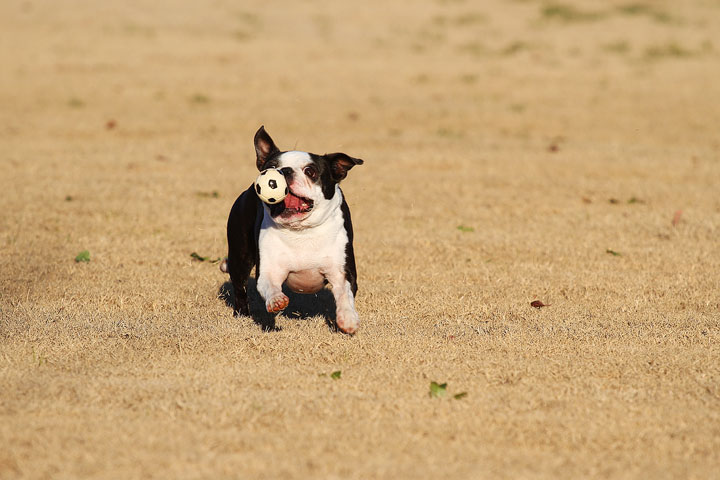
2;0;720;478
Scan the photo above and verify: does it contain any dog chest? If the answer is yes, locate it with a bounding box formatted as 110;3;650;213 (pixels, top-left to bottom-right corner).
258;211;349;273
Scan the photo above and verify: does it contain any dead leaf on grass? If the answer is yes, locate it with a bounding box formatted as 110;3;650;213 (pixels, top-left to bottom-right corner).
672;210;682;226
530;300;549;308
606;249;622;256
190;252;221;263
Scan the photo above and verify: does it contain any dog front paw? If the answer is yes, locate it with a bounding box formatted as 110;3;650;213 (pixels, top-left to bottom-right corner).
336;308;359;335
266;293;289;313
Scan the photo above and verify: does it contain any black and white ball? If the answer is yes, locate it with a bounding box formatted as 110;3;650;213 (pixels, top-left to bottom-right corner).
254;169;288;205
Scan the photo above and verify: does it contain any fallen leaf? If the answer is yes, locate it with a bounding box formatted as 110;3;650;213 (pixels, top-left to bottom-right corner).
331;371;342;380
581;197;592;204
196;191;220;198
429;381;447;398
609;198;620;204
453;392;468;400
606;249;622;256
190;252;222;263
530;300;550;308
75;250;90;263
548;143;559;152
457;225;475;233
105;120;116;130
672;210;682;227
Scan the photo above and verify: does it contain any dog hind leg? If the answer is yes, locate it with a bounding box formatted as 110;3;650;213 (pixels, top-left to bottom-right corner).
227;255;253;317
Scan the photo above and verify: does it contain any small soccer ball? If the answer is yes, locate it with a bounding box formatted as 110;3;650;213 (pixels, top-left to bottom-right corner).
254;169;288;205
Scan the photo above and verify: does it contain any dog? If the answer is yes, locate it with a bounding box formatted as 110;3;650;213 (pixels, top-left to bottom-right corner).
221;126;364;334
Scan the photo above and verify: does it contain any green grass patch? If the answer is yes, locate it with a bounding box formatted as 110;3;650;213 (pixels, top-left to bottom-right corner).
237;12;260;26
501;41;528;55
436;127;464;138
458;41;486;56
616;4;677;24
455;13;487;26
68;97;85;108
603;41;630;54
233;30;253;41
190;94;210;104
541;4;604;22
644;43;693;60
196;191;220;198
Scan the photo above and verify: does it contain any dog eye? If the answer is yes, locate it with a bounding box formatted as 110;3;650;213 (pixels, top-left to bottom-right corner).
303;166;318;180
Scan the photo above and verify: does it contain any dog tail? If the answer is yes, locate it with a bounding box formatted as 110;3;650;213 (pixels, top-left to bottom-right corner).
219;258;229;274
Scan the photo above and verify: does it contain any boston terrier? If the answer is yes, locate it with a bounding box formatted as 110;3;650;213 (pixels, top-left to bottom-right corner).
221;126;364;334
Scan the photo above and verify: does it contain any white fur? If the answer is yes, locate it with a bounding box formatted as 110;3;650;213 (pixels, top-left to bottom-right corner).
255;151;359;333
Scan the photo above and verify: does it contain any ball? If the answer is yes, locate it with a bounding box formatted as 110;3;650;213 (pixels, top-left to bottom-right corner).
254;169;288;205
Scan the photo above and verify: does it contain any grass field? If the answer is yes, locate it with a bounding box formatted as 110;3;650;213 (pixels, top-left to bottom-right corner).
1;0;719;478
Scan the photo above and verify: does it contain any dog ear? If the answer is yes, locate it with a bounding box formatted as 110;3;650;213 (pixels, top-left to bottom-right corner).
254;126;280;170
324;153;364;182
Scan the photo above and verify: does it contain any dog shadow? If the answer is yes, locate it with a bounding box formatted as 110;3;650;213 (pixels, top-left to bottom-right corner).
218;278;337;332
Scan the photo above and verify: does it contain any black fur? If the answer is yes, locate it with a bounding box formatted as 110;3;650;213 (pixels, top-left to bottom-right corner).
340;197;358;296
225;185;264;316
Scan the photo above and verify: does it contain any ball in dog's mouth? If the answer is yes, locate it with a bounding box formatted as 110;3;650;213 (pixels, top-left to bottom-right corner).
271;191;314;218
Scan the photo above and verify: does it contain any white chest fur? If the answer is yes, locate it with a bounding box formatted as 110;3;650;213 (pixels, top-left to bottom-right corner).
258;190;348;280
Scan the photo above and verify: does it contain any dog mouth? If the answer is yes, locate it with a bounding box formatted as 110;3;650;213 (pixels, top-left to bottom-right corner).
271;191;314;218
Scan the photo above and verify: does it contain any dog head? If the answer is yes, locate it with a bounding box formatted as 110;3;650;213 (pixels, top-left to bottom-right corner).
253;126;363;228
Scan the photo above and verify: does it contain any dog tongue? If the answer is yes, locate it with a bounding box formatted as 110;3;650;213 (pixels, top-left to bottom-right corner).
284;193;304;210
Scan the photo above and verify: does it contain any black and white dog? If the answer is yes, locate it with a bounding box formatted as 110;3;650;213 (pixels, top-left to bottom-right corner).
221;126;364;334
